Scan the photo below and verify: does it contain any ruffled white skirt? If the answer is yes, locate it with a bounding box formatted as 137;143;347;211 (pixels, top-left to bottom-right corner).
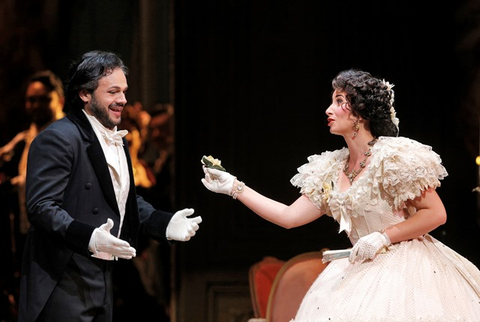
292;235;480;322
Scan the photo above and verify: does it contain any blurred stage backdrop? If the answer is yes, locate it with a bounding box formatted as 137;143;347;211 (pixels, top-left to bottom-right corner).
1;1;479;322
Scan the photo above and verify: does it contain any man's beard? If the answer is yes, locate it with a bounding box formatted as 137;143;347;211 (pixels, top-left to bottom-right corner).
90;95;121;129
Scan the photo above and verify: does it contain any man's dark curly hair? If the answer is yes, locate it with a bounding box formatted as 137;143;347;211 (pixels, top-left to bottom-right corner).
65;50;129;111
332;69;399;138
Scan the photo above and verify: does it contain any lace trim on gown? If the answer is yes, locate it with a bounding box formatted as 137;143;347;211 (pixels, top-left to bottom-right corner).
373;136;448;210
291;136;448;217
290;148;347;213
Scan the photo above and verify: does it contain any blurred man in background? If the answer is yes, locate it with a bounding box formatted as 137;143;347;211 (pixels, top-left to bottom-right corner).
0;70;65;321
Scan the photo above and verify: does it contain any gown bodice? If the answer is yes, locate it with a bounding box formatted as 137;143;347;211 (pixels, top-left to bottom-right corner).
291;136;448;245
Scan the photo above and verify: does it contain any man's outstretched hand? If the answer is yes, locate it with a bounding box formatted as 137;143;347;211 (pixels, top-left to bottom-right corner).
166;208;202;241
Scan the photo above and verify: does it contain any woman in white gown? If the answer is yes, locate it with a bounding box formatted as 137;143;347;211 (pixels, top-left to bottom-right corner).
201;69;480;321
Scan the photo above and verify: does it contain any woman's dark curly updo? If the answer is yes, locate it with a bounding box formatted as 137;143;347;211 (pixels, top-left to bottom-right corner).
332;69;399;138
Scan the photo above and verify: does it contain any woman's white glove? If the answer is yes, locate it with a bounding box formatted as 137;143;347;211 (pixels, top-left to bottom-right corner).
201;166;235;196
90;218;137;260
349;231;391;263
166;208;202;241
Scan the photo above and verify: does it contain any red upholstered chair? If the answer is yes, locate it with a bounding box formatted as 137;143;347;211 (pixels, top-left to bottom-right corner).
248;256;286;321
265;250;329;322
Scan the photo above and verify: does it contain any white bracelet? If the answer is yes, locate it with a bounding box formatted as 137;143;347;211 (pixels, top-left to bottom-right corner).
231;180;245;199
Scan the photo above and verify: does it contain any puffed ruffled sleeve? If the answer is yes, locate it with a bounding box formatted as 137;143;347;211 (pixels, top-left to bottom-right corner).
290;149;347;212
373;137;448;210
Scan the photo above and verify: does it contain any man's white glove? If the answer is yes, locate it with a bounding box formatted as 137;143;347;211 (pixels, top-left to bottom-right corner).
89;218;136;260
166;208;202;241
349;231;391;263
201;166;235;196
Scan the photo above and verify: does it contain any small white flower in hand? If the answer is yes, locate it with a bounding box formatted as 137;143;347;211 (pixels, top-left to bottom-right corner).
201;155;226;171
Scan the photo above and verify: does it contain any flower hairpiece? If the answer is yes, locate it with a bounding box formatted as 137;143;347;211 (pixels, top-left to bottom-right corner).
382;79;399;130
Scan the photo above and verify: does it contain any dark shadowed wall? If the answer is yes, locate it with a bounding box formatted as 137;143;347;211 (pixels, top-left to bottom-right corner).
173;1;479;320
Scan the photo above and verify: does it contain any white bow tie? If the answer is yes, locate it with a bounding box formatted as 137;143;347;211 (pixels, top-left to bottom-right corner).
103;129;128;146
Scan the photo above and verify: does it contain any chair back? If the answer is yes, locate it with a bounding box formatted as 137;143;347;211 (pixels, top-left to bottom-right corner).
265;250;329;322
248;256;285;318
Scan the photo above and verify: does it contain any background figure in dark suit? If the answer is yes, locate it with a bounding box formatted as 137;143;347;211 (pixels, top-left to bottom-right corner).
0;70;65;321
18;50;202;322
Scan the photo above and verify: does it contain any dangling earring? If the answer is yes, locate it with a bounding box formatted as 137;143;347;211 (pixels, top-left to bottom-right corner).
352;119;359;138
